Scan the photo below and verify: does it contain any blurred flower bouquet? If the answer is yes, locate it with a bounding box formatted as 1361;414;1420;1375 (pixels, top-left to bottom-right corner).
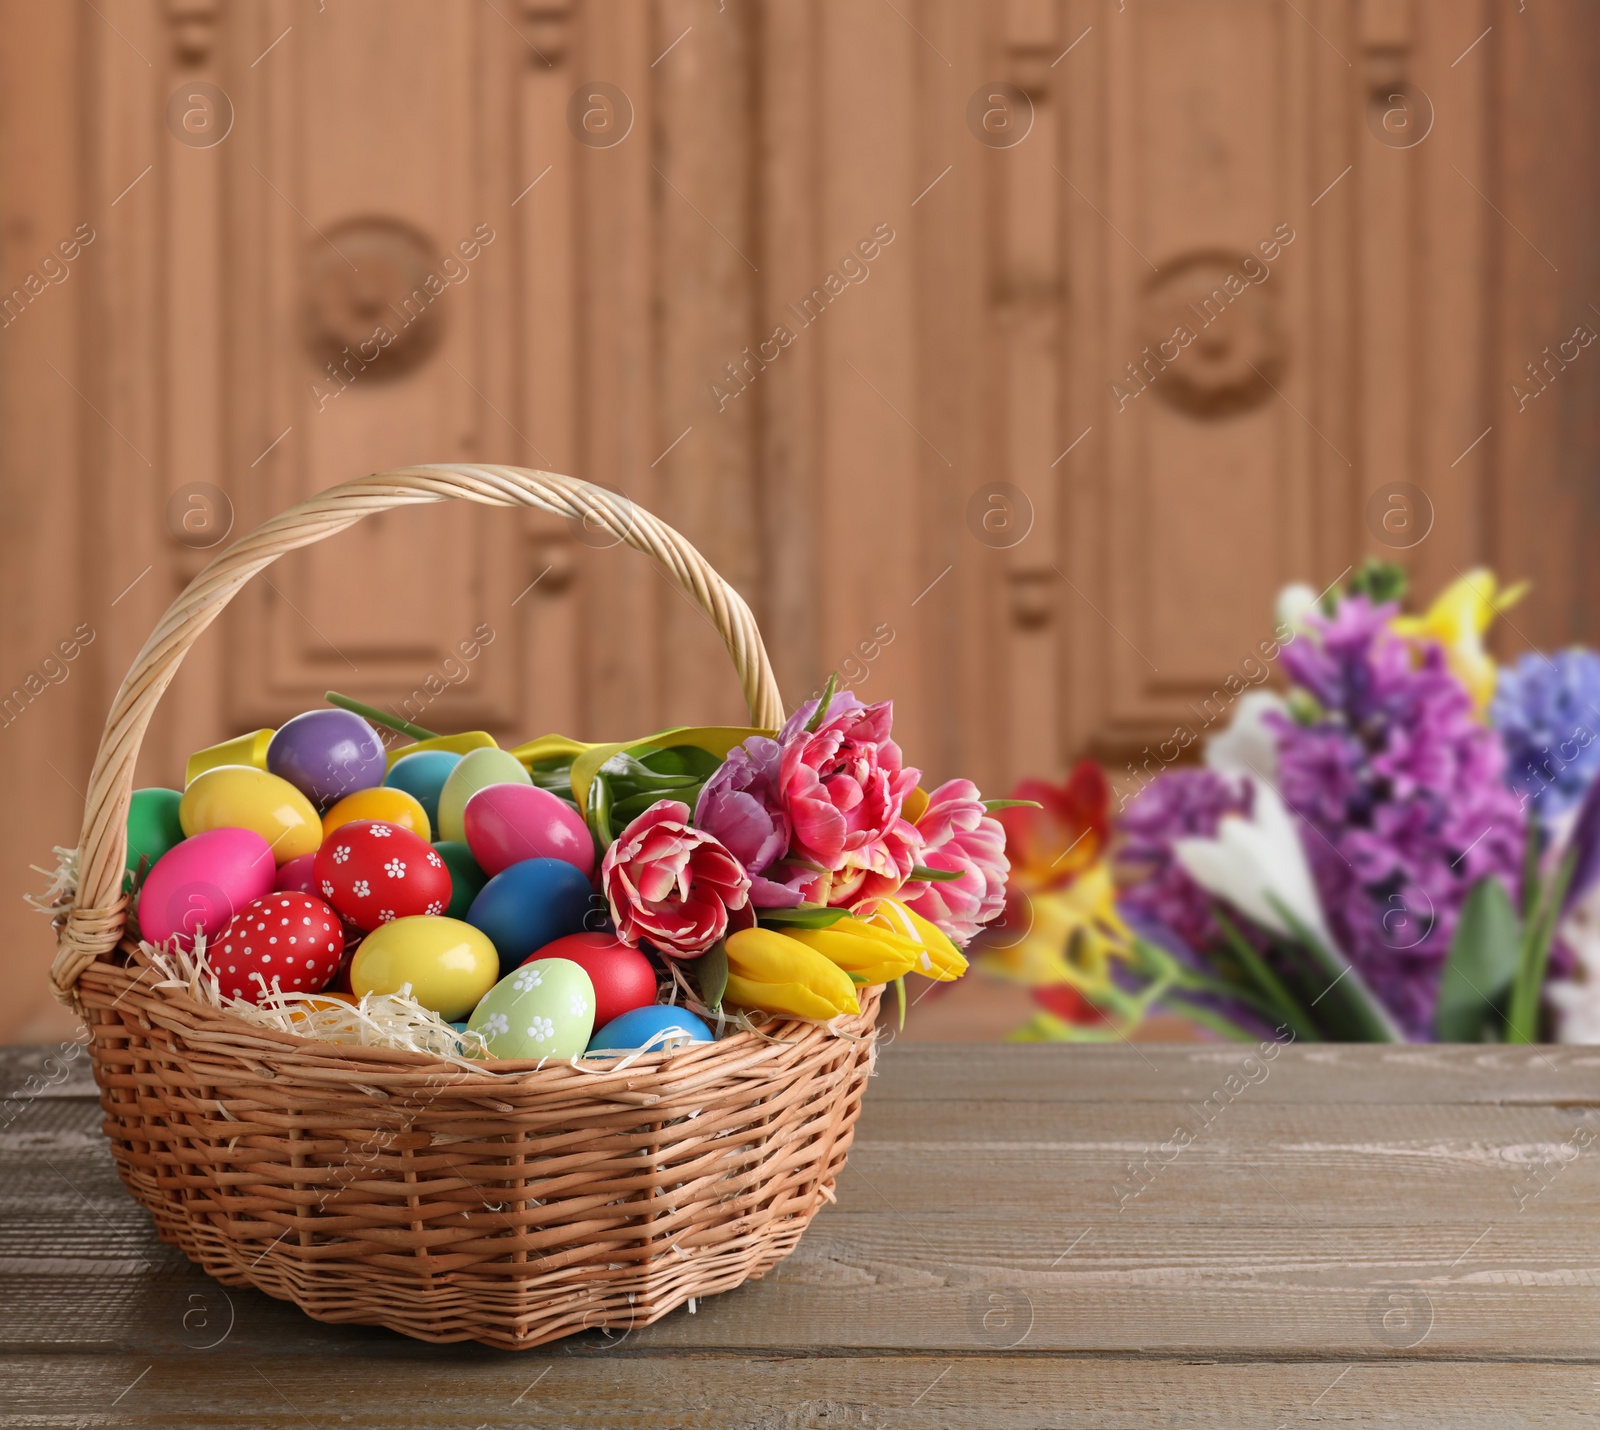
976;563;1600;1043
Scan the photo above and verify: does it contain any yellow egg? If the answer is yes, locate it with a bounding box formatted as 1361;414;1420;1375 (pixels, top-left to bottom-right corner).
179;764;322;864
349;916;499;1021
321;785;431;841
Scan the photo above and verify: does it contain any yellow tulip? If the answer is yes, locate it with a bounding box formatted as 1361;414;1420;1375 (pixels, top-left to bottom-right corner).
1390;568;1528;711
867;898;969;982
783;917;924;985
981;861;1131;997
724;927;861;1021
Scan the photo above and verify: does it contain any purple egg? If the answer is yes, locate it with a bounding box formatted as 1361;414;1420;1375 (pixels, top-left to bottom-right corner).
267;709;386;811
137;827;277;950
463;783;596;878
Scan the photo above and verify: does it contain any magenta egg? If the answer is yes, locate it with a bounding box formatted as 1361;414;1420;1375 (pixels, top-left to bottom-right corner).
463;784;596;878
273;852;319;897
137;827;277;950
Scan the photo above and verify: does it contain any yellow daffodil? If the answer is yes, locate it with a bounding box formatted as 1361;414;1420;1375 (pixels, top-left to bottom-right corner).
724;927;861;1021
982;860;1132;999
866;898;969;981
782;917;924;985
1390;568;1528;711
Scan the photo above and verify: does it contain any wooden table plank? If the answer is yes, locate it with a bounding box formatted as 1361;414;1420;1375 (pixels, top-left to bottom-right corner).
3;1040;1598;1427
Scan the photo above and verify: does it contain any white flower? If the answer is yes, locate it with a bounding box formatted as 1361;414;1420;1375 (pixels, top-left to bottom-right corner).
1172;776;1336;947
320;880;335;898
332;845;351;864
1206;689;1289;785
377;909;395;924
384;858;406;879
1548;884;1600;1042
569;994;587;1016
425;900;443;915
484;1011;509;1037
526;1016;554;1043
427;851;443;867
369;825;392;838
513;968;543;993
352;879;370;898
1275;581;1320;634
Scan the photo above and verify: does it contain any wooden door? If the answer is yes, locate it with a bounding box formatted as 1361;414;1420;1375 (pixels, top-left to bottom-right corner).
4;0;1597;1042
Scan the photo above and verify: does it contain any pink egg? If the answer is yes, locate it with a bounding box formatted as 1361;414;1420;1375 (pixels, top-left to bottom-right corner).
463;784;595;878
274;852;319;897
136;827;277;950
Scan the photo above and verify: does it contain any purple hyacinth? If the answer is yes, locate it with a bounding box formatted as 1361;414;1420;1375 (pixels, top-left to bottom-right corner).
1116;769;1254;953
1490;648;1600;822
1272;596;1526;1038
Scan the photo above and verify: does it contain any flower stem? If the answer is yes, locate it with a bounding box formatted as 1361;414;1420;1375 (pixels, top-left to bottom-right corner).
324;690;437;741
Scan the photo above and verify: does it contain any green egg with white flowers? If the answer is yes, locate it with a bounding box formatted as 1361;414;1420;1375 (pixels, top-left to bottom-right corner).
435;746;532;843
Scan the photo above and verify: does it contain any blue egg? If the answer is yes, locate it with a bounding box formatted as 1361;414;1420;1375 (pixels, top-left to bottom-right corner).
384;750;463;828
466;857;594;975
587;1004;714;1055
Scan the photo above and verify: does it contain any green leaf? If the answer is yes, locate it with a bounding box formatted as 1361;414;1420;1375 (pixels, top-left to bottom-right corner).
1435;877;1522;1042
586;770;614;851
981;799;1043;812
1265;894;1404;1042
697;942;729;1010
324;690;437;741
1508;848;1577;1043
756;905;855;929
1211;908;1319;1041
805;672;838;732
906;865;964;882
894;975;907;1031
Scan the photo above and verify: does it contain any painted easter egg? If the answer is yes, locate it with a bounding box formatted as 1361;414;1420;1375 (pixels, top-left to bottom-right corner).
587;1004;713;1055
321;785;431;842
463;783;595;878
432;840;488;920
349;915;499;1021
466;858;595;974
211;891;343;1004
529;932;657;1029
435;747;531;843
267;708;386;810
383;730;497;772
137;826;276;950
466;957;595;1060
383;750;462;829
273;852;319;897
125;787;185;878
312;820;452;931
180;764;322;864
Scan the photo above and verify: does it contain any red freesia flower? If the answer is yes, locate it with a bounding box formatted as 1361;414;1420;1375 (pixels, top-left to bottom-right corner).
997;760;1112;898
601;800;752;957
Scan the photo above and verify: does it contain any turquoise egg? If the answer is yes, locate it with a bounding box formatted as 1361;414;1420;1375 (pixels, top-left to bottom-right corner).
385;750;462;829
587;1004;714;1055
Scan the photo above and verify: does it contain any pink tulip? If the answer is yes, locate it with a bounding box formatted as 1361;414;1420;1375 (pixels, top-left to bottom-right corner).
776;692;924;910
901;779;1009;945
601;800;753;958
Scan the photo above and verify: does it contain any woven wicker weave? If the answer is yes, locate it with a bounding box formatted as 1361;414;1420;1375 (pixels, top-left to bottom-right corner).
49;465;879;1349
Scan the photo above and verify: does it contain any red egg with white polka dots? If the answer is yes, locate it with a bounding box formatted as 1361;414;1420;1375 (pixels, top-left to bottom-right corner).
312;819;452;932
212;892;343;1004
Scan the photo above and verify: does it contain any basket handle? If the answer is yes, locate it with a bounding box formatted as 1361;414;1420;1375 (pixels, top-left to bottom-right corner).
50;464;785;999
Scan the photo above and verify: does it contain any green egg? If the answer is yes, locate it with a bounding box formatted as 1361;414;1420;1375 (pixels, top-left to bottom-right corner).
435;746;531;842
124;787;185;887
432;840;489;920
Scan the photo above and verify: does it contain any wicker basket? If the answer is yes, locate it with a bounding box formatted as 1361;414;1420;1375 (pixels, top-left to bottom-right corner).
48;465;879;1349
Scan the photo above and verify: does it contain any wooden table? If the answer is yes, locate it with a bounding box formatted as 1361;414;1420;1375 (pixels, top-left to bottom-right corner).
4;1039;1597;1426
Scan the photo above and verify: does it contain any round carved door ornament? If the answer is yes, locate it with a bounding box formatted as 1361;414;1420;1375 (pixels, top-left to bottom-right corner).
304;218;444;381
1138;250;1287;419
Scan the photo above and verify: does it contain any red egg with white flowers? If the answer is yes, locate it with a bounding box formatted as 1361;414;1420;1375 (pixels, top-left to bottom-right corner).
524;931;658;1029
312;819;452;932
212;891;343;1004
